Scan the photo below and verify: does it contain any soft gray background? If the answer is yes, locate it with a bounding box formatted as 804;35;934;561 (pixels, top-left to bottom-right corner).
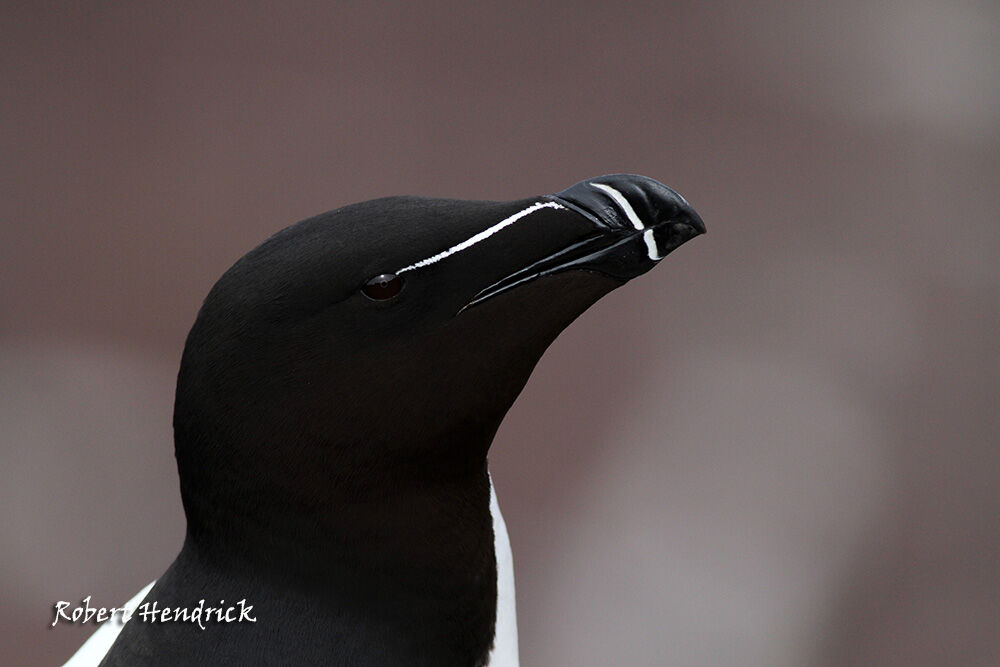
3;2;998;665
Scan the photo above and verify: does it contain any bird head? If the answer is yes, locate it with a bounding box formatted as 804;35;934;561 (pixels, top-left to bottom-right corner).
172;174;704;554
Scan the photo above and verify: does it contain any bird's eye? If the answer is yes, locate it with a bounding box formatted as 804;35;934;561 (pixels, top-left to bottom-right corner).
362;273;403;300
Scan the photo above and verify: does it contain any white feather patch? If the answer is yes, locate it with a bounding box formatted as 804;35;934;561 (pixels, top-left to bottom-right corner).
63;580;155;666
488;473;519;667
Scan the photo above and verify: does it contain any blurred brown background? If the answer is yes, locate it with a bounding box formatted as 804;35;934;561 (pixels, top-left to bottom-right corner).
3;2;997;665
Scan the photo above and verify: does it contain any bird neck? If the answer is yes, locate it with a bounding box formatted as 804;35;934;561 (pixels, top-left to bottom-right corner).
112;524;497;667
184;452;494;580
165;456;499;665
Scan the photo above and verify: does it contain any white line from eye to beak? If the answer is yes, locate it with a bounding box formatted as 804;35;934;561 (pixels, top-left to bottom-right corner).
396;200;565;274
590;182;645;231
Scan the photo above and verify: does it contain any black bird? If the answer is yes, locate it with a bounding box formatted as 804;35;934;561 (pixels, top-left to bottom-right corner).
66;174;704;667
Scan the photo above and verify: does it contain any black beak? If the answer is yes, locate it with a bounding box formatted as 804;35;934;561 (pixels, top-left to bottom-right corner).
551;173;705;276
462;174;705;310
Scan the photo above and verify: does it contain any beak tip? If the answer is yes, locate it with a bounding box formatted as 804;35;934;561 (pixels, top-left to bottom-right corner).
686;210;707;236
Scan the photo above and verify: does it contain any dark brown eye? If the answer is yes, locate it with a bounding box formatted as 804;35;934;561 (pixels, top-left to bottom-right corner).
362;273;403;300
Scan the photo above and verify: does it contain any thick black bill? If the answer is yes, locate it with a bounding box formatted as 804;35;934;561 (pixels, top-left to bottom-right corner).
463;174;705;311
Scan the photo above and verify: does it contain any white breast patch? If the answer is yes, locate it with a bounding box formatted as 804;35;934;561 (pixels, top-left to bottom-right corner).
63;580;155;666
64;485;521;666
488;473;520;667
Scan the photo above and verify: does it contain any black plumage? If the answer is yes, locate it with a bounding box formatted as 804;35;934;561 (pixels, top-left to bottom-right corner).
96;175;704;666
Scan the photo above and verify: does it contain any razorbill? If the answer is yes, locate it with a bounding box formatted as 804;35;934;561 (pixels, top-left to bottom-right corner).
64;174;704;666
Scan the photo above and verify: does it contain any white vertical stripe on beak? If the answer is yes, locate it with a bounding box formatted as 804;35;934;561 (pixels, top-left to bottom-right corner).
592;182;663;261
590;182;645;231
643;229;662;261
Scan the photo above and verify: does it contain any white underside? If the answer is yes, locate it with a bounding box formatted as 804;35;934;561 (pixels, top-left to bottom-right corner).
63;581;153;666
65;481;519;667
489;473;519;666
